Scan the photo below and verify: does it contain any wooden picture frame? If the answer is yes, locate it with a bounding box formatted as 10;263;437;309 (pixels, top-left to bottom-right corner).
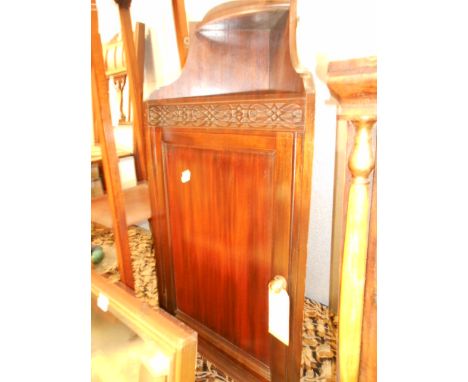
91;270;197;382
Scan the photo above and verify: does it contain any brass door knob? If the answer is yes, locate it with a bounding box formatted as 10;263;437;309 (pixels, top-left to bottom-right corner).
268;275;287;293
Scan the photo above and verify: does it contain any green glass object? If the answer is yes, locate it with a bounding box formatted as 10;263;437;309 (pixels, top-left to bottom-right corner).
91;247;104;264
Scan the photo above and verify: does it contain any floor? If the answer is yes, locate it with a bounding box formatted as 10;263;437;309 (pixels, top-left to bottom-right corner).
91;223;338;381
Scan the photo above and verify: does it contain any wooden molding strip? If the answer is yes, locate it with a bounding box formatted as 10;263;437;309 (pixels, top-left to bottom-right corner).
176;310;270;381
147;99;305;130
327;56;377;120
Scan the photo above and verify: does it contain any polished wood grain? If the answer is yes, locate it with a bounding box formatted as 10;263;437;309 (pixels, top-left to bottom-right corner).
178;310;270;381
91;0;134;289
146;126;176;313
330;120;366;316
92;86;100;145
116;1;147;181
149;106;300;382
134;21;146;128
326;57;377;382
164;133;288;367
145;2;315;381
327;57;377;119
134;22;145;90
329;119;349;314
91;0;101;145
198;0;288;28
268;10;304;93
328;57;377;313
328;57;376;99
285;93;316;381
359;163;377;382
171;0;189;68
283;2;316;379
149;2;304;100
198;336;268;381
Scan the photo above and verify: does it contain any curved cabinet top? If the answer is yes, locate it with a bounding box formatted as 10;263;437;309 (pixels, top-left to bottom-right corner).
148;0;308;100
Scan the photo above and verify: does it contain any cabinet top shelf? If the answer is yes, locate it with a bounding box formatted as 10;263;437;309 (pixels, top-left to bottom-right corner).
147;0;306;101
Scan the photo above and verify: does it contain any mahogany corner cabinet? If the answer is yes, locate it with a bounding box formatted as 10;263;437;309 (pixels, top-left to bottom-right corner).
144;1;315;380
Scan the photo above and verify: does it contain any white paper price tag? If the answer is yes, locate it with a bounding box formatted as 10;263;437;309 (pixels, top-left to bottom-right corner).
268;286;290;346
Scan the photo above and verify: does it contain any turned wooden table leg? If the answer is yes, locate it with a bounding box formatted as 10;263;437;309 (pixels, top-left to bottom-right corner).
338;116;376;382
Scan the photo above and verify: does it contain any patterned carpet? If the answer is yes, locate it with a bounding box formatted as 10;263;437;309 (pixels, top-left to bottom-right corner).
91;223;337;381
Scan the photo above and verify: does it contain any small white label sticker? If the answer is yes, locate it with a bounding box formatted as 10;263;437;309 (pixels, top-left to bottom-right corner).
97;292;109;312
181;169;191;183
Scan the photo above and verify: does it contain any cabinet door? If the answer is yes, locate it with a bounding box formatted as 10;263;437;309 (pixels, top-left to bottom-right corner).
158;130;294;381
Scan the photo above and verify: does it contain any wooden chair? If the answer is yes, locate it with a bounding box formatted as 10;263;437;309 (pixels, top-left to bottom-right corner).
92;0;189;228
91;0;152;229
91;0;189;286
91;0;135;288
91;29;142;194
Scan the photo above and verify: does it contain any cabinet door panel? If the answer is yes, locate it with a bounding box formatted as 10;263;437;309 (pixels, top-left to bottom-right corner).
162;132;293;368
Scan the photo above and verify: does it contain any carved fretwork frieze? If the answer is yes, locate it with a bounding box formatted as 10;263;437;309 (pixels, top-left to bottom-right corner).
146;101;304;129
